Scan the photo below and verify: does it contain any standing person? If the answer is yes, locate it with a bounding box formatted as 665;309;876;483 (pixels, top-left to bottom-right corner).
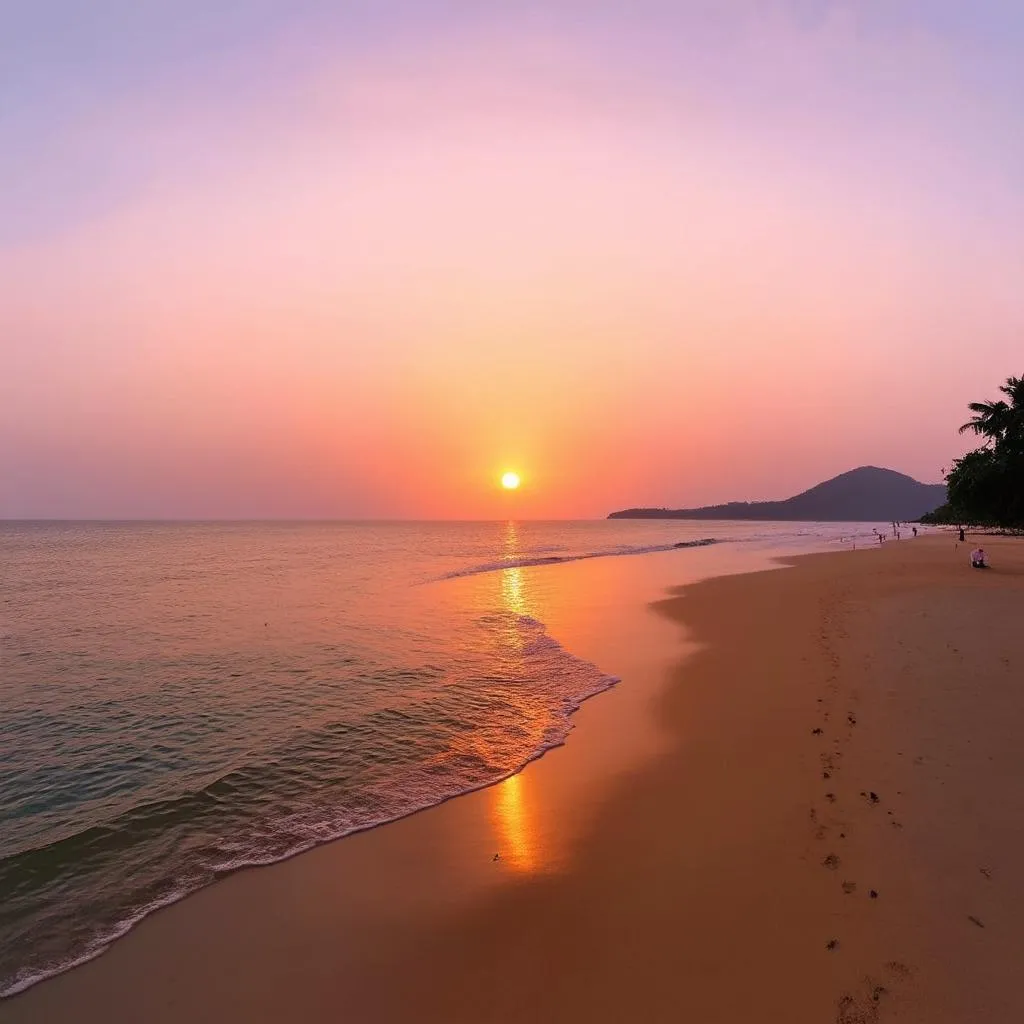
912;526;918;538
959;526;966;543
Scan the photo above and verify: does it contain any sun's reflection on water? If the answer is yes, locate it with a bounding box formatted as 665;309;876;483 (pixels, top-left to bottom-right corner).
490;772;539;874
501;565;525;616
485;522;548;871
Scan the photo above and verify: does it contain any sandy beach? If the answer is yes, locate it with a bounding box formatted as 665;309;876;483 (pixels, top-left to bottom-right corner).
4;534;1023;1023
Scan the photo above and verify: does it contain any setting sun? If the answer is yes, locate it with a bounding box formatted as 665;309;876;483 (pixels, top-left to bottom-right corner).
501;472;521;490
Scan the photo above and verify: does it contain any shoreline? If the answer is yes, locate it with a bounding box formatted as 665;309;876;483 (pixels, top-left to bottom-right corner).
0;541;788;1015
1;534;811;1004
0;620;623;1002
5;534;1023;1021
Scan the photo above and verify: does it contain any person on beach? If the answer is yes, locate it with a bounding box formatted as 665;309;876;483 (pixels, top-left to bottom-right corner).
959;527;966;543
970;547;989;569
912;526;918;537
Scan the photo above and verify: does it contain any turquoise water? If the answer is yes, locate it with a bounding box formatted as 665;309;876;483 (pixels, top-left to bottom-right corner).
0;519;887;996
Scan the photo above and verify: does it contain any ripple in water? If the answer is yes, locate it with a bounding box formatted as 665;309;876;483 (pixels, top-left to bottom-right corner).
0;601;614;997
2;518;875;997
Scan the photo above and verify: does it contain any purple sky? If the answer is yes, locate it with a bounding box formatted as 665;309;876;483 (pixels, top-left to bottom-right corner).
2;1;1022;517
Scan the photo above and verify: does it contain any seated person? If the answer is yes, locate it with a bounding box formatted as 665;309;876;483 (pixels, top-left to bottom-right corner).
970;547;989;569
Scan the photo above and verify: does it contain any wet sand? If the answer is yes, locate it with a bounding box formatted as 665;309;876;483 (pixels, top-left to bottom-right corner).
4;534;1024;1023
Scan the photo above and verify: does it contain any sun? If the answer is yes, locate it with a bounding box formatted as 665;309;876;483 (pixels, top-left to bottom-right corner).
501;471;521;490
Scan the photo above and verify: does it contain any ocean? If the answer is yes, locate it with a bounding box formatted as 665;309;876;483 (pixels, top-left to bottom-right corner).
0;518;891;996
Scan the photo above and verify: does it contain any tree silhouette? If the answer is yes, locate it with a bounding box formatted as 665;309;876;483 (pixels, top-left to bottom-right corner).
958;376;1024;447
929;375;1024;529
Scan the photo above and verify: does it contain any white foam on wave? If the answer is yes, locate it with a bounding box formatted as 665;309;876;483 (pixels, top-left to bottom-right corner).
0;882;195;999
434;537;719;581
0;614;620;1002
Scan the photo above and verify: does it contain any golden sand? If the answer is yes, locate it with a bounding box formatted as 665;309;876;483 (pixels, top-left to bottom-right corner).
5;535;1023;1022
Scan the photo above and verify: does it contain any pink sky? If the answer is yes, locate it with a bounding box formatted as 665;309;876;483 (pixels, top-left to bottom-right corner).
2;1;1021;518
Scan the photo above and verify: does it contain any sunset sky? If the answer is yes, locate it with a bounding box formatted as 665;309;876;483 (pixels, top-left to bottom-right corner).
2;0;1021;518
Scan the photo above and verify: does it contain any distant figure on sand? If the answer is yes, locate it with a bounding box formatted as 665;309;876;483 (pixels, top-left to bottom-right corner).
912;526;918;537
970;547;989;569
959;527;966;543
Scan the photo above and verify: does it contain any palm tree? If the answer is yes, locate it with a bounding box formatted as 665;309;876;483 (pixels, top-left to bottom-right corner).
958;375;1024;447
999;376;1024;440
959;399;1011;443
999;374;1024;401
940;374;1024;529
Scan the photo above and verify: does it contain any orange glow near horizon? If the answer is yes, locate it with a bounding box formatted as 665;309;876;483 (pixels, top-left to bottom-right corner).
2;6;1018;518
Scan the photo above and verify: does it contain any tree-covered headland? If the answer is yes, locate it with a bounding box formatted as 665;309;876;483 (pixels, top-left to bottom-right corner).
921;375;1024;529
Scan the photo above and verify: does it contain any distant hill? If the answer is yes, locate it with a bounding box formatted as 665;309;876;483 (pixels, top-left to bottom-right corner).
608;467;947;522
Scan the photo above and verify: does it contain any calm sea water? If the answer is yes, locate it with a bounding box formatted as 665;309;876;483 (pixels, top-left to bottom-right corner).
0;519;891;996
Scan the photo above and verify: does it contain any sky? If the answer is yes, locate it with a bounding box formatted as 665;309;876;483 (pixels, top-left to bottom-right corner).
1;0;1021;518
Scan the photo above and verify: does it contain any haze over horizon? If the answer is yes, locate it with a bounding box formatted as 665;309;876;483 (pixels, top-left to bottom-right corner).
3;1;1022;519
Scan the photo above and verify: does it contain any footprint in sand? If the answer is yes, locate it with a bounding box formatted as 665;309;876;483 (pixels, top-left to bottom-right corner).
836;963;912;1023
823;853;841;870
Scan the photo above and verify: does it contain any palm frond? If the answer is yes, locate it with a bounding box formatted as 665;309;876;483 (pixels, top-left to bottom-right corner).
999;376;1024;407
